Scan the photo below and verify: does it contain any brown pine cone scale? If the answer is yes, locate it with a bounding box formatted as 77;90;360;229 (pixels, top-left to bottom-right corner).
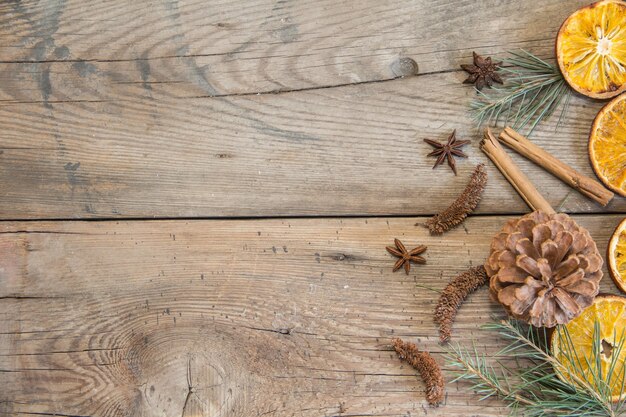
486;211;603;328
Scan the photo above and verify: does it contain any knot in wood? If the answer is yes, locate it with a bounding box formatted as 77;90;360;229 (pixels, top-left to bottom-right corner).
390;57;419;77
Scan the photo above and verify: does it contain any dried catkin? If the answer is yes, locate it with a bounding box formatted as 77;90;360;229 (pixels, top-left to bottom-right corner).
434;265;488;343
425;164;487;235
392;338;445;406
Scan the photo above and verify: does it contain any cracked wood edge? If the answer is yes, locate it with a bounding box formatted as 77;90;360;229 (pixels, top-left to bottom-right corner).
0;215;623;416
0;0;591;98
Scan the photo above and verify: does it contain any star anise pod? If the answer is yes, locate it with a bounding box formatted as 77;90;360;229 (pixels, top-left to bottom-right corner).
423;130;470;175
386;238;427;275
461;52;503;90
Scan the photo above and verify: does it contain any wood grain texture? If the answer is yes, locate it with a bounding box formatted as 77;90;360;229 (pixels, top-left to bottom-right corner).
0;0;591;95
1;71;625;219
3;1;625;416
2;0;624;219
1;215;624;416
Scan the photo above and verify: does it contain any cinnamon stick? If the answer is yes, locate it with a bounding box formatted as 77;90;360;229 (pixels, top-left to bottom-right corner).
480;128;555;214
499;127;614;206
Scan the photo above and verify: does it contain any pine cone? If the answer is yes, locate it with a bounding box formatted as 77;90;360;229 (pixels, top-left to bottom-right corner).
486;211;603;328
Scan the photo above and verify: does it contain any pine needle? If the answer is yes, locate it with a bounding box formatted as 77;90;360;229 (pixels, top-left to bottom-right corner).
446;318;626;416
470;50;572;137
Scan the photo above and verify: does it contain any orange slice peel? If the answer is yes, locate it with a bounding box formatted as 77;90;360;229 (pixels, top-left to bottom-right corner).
551;294;626;403
556;0;626;99
609;218;626;293
589;92;626;197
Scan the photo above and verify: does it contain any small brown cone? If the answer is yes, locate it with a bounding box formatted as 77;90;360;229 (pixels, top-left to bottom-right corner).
435;266;488;343
392;338;445;406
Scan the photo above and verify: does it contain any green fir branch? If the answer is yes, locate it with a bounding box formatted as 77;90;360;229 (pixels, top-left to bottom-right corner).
470;50;572;136
446;319;626;416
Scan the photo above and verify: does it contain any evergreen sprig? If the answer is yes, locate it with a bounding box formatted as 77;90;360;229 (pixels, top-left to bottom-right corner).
446;319;626;416
470;50;572;136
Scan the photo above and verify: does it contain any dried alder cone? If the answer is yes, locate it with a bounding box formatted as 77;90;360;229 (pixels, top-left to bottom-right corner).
435;265;488;343
486;211;603;328
425;164;487;235
392;338;445;406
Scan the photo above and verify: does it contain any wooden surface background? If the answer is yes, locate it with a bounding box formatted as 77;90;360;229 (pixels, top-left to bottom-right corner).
1;0;625;416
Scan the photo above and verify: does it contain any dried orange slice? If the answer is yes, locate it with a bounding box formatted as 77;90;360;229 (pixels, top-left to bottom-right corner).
556;0;626;99
609;218;626;293
551;294;626;402
589;93;626;197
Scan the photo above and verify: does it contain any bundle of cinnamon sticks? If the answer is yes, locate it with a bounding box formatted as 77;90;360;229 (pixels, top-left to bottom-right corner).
481;127;614;211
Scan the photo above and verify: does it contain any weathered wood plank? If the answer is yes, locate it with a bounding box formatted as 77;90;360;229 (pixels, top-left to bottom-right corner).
0;0;590;96
1;215;623;416
1;0;623;219
0;71;624;219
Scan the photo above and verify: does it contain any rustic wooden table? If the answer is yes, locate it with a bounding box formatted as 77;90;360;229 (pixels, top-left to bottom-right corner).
1;0;625;416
